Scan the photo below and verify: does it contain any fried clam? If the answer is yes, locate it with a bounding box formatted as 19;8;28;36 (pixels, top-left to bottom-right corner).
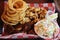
25;7;47;23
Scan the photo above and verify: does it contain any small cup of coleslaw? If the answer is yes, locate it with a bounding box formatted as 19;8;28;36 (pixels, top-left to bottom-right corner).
34;13;59;39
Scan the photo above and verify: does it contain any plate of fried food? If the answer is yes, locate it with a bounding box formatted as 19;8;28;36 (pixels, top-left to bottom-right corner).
1;0;60;39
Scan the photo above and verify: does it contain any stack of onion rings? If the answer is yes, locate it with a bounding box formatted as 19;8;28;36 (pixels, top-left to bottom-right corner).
1;0;28;25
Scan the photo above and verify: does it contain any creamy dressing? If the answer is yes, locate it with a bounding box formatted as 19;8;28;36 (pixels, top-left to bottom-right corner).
38;19;55;38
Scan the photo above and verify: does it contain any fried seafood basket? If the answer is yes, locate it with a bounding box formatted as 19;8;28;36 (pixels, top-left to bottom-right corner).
0;0;60;40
